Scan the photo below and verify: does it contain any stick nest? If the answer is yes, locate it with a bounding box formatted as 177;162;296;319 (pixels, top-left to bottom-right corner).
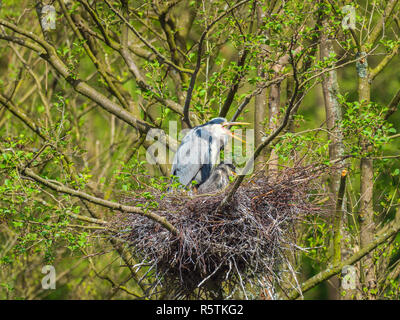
109;164;330;299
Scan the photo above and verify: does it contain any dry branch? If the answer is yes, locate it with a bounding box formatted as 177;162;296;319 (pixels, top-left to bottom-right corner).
20;167;178;235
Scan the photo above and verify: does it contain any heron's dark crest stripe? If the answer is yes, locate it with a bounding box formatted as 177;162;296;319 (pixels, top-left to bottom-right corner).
197;117;226;127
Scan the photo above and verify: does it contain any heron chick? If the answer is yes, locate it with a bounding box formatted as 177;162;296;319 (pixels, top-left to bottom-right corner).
171;117;248;189
197;162;236;194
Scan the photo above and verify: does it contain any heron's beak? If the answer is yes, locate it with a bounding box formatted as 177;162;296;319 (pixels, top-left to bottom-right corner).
222;121;249;143
223;121;250;127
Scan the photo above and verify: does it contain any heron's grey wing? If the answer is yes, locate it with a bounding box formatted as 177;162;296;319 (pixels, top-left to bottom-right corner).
171;131;211;186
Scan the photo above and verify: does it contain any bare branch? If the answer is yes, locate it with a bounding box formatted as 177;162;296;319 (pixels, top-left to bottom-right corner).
20;167;178;235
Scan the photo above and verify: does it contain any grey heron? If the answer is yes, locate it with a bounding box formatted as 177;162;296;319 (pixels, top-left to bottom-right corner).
171;117;248;189
197;162;236;194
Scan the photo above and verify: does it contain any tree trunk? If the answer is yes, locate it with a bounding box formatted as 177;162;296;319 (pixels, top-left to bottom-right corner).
267;83;281;177
320;24;348;299
357;52;377;299
254;7;268;170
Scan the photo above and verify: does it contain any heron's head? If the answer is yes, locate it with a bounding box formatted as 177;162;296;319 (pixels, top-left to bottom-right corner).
204;117;249;143
217;162;237;176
